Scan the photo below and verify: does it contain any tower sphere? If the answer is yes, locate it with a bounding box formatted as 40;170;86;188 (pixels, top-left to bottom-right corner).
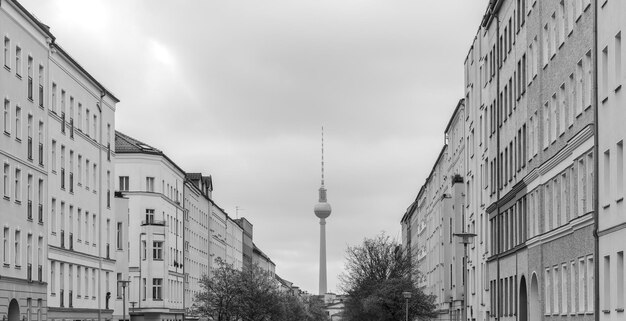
314;202;332;219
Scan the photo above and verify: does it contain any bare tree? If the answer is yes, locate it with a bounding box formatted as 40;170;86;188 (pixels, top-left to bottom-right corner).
339;233;436;321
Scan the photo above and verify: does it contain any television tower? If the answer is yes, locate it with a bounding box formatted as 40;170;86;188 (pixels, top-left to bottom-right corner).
314;127;331;295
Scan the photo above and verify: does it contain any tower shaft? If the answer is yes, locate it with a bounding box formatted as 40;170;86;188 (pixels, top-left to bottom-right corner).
319;218;327;295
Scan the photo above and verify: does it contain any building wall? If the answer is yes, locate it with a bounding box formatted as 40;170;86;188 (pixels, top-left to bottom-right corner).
183;179;210;315
115;153;185;320
597;0;626;318
46;39;118;321
209;204;227;270
226;217;243;271
0;1;50;319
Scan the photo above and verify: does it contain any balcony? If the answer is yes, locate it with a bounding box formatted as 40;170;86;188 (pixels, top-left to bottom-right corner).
38;204;43;223
38;264;42;282
141;220;166;226
38;85;43;107
69;233;73;250
60;230;65;249
38;143;43;166
27;137;33;160
27;263;32;282
27;200;32;220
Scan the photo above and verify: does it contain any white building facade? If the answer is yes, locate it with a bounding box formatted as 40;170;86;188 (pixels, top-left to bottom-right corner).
1;1;51;320
115;131;186;321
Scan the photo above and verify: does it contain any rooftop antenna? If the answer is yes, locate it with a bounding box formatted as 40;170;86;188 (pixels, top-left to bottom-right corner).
235;206;245;219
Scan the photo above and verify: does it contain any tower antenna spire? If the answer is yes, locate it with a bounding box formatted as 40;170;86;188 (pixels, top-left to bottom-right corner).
321;126;325;186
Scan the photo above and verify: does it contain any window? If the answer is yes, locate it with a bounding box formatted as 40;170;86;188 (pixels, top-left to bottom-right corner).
119;176;129;191
579;258;586;312
618;252;624;308
604;255;611;311
562;264;568;314
142;240;146;260
4;99;9;134
571;260;577;313
604;149;611;204
616;32;622;88
153;241;163;260
603;46;609;99
3;37;9;68
116;273;122;298
3;227;9;264
3;163;9;198
27;56;32;100
146;209;154;224
587;256;594;313
50;261;55;294
14;168;21;202
50;198;56;233
14;230;20;266
146;177;154;192
545;268;552;314
15;46;21;76
618;141;624;198
152;278;163;300
117;222;123;250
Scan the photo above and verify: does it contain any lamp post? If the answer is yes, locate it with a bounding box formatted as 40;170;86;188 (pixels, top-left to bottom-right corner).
118;280;131;321
453;232;476;321
402;291;412;321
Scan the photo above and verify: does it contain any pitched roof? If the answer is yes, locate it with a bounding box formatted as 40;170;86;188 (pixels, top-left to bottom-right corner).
115;131;185;174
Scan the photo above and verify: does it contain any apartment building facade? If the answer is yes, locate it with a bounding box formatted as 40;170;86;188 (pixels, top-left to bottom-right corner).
597;0;626;319
405;1;601;321
183;173;211;319
1;1;51;320
400;100;466;321
114;132;186;321
225;216;243;271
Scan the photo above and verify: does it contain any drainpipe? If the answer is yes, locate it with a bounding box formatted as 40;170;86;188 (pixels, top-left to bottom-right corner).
182;181;186;321
593;0;600;320
494;10;502;321
139;232;146;309
98;90;104;321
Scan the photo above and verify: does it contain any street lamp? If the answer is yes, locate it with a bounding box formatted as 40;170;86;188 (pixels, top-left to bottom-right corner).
453;232;476;321
402;291;412;321
118;280;131;321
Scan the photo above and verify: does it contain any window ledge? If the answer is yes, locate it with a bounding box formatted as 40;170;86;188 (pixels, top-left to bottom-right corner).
616;84;622;93
603;203;611;209
602;96;609;104
616;308;625;313
617;197;624;203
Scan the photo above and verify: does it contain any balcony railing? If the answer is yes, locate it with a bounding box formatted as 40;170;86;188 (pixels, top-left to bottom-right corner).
60;230;65;249
60;289;64;307
141;220;166;226
38;143;43;166
27;200;32;220
38;264;42;282
27;137;33;160
38;84;43;108
27;263;32;282
69;233;73;250
38;204;43;223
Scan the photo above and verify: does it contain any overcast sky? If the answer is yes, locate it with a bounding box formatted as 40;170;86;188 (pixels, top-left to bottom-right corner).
21;0;488;294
